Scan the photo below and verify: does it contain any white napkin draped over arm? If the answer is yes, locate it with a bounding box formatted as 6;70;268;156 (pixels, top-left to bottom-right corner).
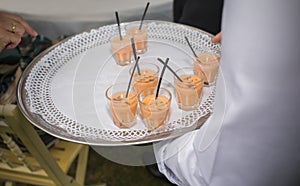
154;0;300;185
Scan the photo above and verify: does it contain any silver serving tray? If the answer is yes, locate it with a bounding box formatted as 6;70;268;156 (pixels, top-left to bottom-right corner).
17;21;220;146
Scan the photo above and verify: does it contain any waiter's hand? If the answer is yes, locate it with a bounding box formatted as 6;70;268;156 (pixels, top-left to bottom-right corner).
0;12;38;51
211;32;222;43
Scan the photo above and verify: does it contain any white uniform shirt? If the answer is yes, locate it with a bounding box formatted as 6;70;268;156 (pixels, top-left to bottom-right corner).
154;0;300;185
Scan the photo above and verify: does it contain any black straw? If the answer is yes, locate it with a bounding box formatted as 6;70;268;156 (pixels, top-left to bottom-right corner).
115;11;123;40
157;58;183;82
139;2;150;30
184;36;198;58
130;37;141;75
155;58;169;99
126;56;140;98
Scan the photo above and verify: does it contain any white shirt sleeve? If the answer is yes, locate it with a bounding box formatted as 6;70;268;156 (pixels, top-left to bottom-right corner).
154;0;300;185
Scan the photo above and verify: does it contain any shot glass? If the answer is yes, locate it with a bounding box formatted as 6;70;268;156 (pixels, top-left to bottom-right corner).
138;87;172;130
129;62;159;94
125;22;148;54
105;83;138;128
110;35;133;66
174;67;204;111
193;53;220;86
